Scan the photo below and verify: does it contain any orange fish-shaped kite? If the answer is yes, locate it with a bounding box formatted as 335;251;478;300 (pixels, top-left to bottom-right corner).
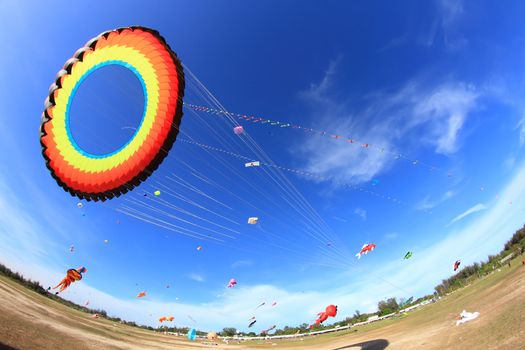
137;291;147;298
356;243;376;259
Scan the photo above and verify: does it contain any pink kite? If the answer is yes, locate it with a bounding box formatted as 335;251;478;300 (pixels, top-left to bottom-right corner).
233;126;244;135
227;278;237;288
454;259;461;271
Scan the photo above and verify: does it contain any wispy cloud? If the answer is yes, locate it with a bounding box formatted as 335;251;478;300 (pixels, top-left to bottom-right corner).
412;83;478;154
416;190;456;211
418;0;467;50
297;61;480;185
353;208;367;221
188;273;205;283
384;232;398;240
439;0;464;28
299;56;342;105
230;260;253;268
448;203;487;226
518;115;525;146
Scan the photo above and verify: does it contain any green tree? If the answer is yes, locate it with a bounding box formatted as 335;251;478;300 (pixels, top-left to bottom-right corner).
222;327;237;337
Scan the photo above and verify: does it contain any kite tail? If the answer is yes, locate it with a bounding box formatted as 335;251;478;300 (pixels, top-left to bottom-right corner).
53;278;72;293
52;279;66;290
356;253;361;259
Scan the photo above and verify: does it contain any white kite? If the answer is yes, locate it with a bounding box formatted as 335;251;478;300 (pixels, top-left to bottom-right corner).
245;161;260;168
456;310;479;326
248;217;259;225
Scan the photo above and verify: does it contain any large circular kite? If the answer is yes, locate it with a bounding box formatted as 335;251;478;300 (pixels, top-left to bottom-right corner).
40;26;185;201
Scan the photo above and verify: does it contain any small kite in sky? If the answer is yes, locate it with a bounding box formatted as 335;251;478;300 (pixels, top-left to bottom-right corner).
404;251;413;260
77;202;83;208
356;243;376;259
245;161;260;167
248;217;259;225
197;246;203;251
154;190;161;196
454;260;461;271
103;239;109;244
248;319;257;328
254;302;266;310
272;301;277;307
137;291;146;298
227;278;237;288
69;245;75;253
159;316;167;323
233;126;244;135
53;267;87;294
166;316;174;322
84;300;90;306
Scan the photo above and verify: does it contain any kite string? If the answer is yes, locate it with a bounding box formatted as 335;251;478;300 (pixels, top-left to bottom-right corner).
184;70;351;261
183;102;445;175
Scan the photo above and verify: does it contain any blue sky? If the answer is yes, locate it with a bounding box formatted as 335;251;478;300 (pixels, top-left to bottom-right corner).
2;0;525;332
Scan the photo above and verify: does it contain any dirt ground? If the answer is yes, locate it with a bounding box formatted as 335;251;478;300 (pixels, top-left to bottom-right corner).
0;259;523;350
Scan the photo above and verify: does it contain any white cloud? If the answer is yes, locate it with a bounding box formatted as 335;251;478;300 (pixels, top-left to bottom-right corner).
412;83;478;154
416;190;456;211
188;273;205;283
297;64;480;185
300;56;342;104
418;0;467;50
353;207;367;221
230;260;253;268
439;0;464;28
384;232;398;240
518;116;525;146
504;156;516;170
447;203;487;226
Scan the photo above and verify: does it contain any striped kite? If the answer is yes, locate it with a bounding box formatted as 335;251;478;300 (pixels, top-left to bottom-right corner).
40;26;185;201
